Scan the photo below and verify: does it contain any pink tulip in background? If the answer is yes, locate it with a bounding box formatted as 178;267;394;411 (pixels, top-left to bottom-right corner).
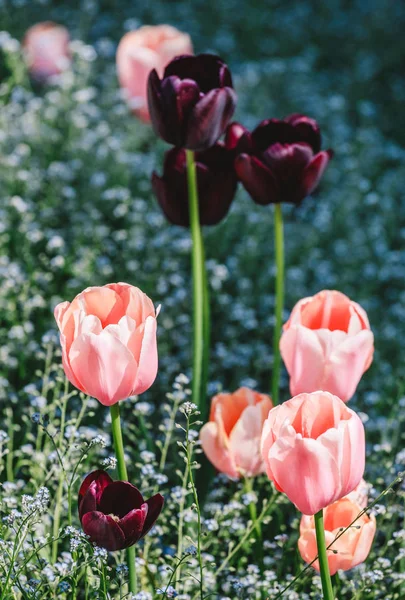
260;391;365;515
200;387;273;479
280;290;374;402
298;495;376;574
54;283;158;406
116;25;193;121
23;22;70;81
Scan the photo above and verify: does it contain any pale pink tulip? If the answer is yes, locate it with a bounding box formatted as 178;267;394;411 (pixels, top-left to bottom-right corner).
298;495;376;574
54;283;158;406
280;290;374;402
200;387;273;479
116;25;193;121
23;22;70;81
261;391;365;515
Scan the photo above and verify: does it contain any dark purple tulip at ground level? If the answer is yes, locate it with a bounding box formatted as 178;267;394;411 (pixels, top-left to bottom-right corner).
152;142;238;227
78;470;164;551
147;53;237;151
229;114;333;205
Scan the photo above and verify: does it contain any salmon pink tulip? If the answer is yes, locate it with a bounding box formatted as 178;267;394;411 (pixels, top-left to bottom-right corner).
200;387;273;479
280;290;374;402
298;495;376;574
78;470;164;551
261;391;365;515
116;25;193;121
54;283;158;406
23;22;70;81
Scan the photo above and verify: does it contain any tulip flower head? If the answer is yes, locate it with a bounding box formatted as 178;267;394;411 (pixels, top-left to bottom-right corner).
54;283;158;406
261;391;365;515
299;495;376;574
280;290;374;402
200;387;273;479
228;114;332;205
23;22;70;81
116;25;193;121
152;142;237;226
78;470;164;551
148;53;237;151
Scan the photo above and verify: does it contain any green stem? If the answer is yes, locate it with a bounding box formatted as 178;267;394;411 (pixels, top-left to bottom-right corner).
200;233;210;422
271;203;284;405
110;403;137;595
186;149;205;415
314;510;334;600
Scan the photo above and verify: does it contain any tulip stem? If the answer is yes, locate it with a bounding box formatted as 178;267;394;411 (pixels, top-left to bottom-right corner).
201;234;211;421
110;403;137;595
186;149;208;417
314;509;334;600
271;202;284;405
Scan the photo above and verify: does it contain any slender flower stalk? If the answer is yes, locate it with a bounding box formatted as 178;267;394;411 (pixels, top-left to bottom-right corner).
271;203;284;404
186;149;209;417
314;509;335;600
201;236;211;419
110;403;137;594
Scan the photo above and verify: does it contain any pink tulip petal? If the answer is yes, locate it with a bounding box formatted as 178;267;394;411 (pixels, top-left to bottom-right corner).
280;326;326;396
320;412;365;497
200;422;239;479
69;331;137;406
323;329;374;401
269;434;340;515
229;403;267;476
132;316;158;395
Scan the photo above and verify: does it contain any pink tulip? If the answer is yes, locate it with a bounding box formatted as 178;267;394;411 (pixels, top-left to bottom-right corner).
260;391;365;515
23;22;70;81
280;290;374;402
298;495;376;574
200;387;273;479
116;25;193;121
54;283;158;406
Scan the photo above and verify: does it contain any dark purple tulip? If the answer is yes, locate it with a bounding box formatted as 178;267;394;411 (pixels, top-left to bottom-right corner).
229;114;333;205
78;470;164;551
152;141;238;227
147;54;237;151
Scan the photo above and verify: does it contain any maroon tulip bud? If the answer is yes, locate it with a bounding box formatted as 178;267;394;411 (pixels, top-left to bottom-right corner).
78;470;164;551
231;114;333;205
152;142;237;227
147;53;237;151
